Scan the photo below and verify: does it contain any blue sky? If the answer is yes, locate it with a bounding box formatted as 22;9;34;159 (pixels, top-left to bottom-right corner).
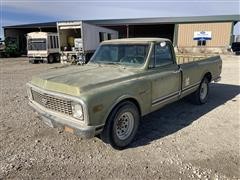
1;0;240;39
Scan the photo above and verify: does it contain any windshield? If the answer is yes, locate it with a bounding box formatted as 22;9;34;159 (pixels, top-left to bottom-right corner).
90;44;150;66
28;38;46;51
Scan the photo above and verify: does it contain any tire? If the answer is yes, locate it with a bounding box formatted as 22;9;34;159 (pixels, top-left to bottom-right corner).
29;59;35;64
192;77;209;105
55;54;60;62
70;56;76;64
101;101;140;150
47;55;54;63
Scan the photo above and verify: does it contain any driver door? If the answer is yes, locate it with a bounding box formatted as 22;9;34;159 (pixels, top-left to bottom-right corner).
148;42;181;110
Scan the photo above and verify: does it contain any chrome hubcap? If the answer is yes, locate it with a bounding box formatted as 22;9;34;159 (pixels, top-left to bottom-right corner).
115;112;134;140
49;56;54;62
200;82;208;100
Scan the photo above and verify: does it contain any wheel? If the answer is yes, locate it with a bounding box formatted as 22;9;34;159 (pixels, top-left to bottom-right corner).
70;56;76;64
29;59;35;64
55;54;60;62
47;55;54;63
192;77;209;104
101;101;140;150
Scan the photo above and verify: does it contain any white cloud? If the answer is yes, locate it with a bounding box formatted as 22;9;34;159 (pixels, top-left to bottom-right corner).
3;0;240;21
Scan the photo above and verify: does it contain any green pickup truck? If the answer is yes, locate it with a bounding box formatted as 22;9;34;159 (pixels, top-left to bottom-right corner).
27;38;222;149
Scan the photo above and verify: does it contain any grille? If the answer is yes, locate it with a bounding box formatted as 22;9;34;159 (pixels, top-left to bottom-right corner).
31;90;73;116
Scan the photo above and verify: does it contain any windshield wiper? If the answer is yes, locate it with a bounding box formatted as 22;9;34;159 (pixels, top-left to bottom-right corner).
90;61;122;66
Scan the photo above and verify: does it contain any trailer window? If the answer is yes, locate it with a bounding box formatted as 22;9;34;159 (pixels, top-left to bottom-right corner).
49;36;53;48
56;36;59;48
53;36;55;48
99;32;105;42
48;38;50;49
54;36;57;48
108;33;111;40
28;38;46;50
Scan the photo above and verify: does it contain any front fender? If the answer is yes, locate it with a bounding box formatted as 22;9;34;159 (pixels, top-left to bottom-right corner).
82;79;152;126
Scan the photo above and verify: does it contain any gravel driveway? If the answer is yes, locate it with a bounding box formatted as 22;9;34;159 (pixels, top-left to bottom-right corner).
0;55;239;179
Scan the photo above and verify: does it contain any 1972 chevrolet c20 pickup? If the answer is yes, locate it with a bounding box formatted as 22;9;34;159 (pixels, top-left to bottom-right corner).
27;38;222;149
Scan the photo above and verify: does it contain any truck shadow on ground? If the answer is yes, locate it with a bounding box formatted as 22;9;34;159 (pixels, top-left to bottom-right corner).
130;83;240;148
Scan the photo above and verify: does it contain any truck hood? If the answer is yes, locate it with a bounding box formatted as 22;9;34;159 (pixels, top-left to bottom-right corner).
31;64;140;96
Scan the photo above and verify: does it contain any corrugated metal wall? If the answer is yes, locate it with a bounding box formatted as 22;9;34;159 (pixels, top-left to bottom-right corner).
177;22;232;47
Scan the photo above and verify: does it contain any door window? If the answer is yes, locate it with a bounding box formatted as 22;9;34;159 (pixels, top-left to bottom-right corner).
150;42;174;68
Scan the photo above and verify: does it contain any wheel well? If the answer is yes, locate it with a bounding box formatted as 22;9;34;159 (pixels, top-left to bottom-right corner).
108;98;142;119
102;98;141;131
204;72;212;82
122;98;141;116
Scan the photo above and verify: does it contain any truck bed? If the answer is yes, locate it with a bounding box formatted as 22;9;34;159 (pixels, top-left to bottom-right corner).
176;54;215;64
176;54;222;96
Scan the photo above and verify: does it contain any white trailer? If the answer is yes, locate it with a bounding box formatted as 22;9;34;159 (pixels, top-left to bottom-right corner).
57;21;118;63
27;32;60;63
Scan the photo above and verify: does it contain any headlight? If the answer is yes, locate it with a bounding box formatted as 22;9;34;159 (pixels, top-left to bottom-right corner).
72;103;83;120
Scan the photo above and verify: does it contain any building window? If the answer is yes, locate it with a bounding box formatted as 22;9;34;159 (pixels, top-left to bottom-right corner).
197;40;206;46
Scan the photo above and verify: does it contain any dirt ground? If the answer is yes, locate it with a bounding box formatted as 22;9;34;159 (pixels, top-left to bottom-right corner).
0;55;239;180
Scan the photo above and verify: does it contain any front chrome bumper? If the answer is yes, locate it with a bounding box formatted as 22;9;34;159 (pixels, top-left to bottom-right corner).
29;100;98;138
